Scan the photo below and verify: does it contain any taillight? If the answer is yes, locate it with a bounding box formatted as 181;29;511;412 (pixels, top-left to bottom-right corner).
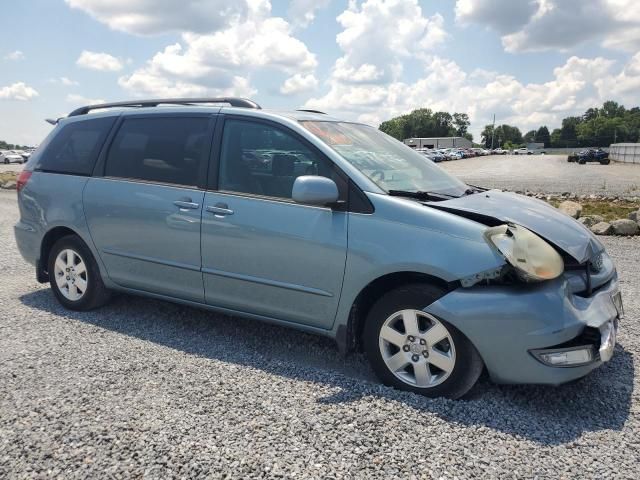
16;170;32;193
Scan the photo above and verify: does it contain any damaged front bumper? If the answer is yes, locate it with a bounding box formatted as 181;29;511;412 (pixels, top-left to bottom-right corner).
423;258;621;385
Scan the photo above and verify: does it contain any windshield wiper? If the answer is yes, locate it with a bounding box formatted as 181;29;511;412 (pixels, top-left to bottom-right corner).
388;189;461;200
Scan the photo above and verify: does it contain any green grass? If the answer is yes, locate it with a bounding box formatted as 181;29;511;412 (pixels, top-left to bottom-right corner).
550;199;639;222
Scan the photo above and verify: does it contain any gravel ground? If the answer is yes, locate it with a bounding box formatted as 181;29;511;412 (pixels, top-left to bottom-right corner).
0;163;24;173
440;155;640;198
1;189;639;478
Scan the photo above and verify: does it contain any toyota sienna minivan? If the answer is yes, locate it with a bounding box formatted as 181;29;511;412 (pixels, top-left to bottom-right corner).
14;98;622;398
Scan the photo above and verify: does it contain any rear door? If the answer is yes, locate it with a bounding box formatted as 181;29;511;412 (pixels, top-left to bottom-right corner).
84;114;215;302
200;116;349;329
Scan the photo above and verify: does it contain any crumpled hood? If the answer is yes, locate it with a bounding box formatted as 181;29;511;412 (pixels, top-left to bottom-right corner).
430;190;603;264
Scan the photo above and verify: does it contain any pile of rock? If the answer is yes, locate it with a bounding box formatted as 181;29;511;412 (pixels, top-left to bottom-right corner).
558;200;640;236
0;173;18;190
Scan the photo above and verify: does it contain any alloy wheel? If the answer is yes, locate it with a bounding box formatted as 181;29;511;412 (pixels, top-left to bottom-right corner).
378;309;456;388
54;248;88;301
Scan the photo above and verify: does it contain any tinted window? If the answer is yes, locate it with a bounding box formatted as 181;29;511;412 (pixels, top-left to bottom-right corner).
36;117;115;175
219;119;341;200
106;117;210;187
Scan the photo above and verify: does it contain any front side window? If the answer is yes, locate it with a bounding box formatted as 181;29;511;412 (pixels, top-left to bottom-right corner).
218;119;341;200
106;117;209;187
300;121;468;197
35;116;115;175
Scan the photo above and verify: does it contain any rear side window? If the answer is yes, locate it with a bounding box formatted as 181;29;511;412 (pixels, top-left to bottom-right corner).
105;117;210;187
36;117;115;175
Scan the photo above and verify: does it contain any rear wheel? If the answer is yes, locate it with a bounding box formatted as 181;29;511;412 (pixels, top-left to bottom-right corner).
363;284;483;399
48;235;111;311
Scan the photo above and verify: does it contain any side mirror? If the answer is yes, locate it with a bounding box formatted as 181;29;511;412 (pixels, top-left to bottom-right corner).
292;175;339;206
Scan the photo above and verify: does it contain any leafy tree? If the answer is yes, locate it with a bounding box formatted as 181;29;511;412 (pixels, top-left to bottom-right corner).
535;126;551;147
480;124;522;148
379;108;468;140
453;113;470;136
523;130;536;143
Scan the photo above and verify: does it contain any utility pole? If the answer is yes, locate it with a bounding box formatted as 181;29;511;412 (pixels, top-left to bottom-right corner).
490;114;496;150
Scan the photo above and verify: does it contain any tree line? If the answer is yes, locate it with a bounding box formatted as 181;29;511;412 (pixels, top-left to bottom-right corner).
379;109;473;142
0;140;31;150
379;101;640;149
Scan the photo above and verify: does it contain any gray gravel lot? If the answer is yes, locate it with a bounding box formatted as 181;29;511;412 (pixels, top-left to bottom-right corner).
1;189;639;478
441;155;640;198
0;163;24;173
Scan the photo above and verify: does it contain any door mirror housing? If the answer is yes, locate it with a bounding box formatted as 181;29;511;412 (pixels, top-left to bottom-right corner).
292;176;339;206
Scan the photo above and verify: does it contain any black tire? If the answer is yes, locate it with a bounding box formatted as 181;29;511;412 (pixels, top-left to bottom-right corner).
601;159;610;165
578;159;585;164
3;159;8;164
363;283;484;399
48;235;111;311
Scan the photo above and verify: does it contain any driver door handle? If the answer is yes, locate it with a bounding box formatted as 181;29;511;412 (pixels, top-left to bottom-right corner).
206;203;234;216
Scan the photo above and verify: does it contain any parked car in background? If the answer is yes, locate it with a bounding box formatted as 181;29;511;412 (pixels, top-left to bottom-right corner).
492;148;508;155
1;150;25;164
13;150;31;161
577;148;610;165
14;97;622;399
513;148;532;155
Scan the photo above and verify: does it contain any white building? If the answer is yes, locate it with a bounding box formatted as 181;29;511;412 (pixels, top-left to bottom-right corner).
403;137;472;149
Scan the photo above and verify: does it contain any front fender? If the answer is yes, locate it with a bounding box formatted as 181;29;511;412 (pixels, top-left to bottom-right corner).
331;193;505;334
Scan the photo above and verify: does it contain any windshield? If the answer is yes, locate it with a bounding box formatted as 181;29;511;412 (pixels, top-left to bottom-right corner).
300;121;468;196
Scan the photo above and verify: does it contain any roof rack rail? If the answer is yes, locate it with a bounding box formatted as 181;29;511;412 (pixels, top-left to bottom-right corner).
296;109;327;115
67;97;261;118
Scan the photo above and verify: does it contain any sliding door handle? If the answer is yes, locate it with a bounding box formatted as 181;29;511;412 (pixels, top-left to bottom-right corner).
206;203;234;216
173;200;200;210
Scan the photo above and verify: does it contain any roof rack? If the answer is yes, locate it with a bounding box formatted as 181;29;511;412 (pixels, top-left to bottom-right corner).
67;97;262;118
296;109;327;115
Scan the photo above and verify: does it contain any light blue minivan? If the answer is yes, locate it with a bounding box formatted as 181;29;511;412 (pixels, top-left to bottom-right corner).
14;98;622;398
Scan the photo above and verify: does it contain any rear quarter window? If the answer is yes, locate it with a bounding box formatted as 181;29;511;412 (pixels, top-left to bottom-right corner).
34;117;116;175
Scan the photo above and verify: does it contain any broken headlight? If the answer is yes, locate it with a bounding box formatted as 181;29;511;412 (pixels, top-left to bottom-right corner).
484;224;564;282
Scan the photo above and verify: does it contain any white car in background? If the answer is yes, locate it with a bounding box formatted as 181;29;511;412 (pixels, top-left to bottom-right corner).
1;150;25;164
513;148;533;155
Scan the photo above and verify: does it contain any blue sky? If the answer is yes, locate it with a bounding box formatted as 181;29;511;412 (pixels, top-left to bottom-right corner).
1;0;639;146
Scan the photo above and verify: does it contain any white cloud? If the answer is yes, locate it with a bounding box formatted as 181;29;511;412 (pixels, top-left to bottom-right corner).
65;0;252;35
595;52;640;103
0;82;39;101
60;77;80;86
332;0;447;85
49;77;80;86
288;0;331;28
280;73;318;95
305;53;635;142
4;50;24;61
456;0;640;52
66;94;106;105
77;50;124;71
118;2;316;98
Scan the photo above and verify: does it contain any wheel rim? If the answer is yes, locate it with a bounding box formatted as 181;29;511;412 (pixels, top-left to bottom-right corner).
378;309;456;388
54;249;88;301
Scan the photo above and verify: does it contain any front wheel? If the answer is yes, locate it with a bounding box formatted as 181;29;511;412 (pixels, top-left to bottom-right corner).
48;235;111;311
363;284;483;399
